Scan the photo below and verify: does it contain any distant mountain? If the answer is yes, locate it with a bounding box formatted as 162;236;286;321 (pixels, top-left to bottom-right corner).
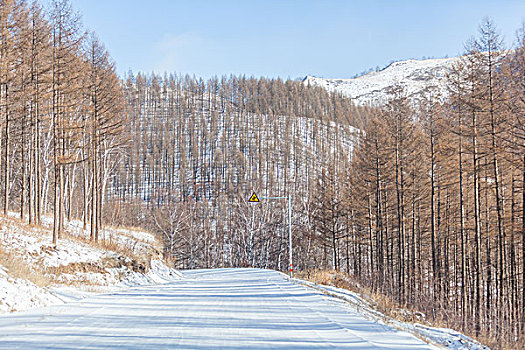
304;57;459;106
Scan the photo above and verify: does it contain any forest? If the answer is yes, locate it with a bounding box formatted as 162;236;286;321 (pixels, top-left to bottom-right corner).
0;0;524;348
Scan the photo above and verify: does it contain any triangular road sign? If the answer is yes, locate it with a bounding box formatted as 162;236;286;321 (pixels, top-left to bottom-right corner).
248;192;260;202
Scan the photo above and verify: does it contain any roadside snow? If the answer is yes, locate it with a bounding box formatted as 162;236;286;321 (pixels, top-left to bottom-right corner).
0;266;62;313
120;258;182;286
294;279;488;350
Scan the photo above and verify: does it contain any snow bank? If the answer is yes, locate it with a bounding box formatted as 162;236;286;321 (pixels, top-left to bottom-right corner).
293;278;488;350
0;265;62;313
0;214;180;314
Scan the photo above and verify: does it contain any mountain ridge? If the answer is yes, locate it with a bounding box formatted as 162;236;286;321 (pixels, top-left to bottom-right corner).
304;56;460;106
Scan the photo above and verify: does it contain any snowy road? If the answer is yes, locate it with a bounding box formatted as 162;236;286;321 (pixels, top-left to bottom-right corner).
0;268;437;349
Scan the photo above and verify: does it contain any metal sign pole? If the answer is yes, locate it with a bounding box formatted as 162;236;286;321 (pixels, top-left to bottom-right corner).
288;195;293;278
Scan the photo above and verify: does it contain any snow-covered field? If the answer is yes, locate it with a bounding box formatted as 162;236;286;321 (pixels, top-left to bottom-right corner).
0;268;439;349
304;57;459;106
0;214;180;314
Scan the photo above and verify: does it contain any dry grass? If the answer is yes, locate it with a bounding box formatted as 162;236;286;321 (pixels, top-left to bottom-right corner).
0;244;109;288
62;231;153;271
0;249;52;287
477;335;516;350
296;269;414;320
103;224;163;249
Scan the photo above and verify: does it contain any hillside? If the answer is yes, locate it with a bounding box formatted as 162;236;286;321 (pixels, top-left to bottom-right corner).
110;74;363;271
0;213;180;313
304;57;459;105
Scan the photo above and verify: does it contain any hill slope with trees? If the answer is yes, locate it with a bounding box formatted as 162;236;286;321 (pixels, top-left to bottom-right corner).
0;1;523;347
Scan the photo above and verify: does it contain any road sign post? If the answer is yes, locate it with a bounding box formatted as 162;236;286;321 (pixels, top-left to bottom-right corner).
288;195;292;277
249;193;293;277
248;192;259;202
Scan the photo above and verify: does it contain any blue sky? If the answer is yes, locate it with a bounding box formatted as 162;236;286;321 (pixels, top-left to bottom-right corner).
68;0;525;79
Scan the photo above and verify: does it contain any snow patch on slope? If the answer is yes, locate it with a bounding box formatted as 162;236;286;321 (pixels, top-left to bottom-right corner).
0;266;61;313
0;215;180;314
305;57;459;106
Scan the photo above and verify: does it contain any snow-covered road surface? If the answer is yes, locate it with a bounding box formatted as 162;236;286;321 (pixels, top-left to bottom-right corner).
0;268;437;349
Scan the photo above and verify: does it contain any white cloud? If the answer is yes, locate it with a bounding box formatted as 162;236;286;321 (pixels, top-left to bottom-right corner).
153;32;217;74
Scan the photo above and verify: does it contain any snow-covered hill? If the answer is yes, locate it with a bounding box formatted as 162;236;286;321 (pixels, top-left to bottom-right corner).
304;57;459;106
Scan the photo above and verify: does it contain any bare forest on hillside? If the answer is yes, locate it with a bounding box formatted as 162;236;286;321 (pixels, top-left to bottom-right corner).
0;1;524;347
0;0;123;245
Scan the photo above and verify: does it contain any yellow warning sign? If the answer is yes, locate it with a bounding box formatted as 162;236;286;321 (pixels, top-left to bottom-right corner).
248;192;260;202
